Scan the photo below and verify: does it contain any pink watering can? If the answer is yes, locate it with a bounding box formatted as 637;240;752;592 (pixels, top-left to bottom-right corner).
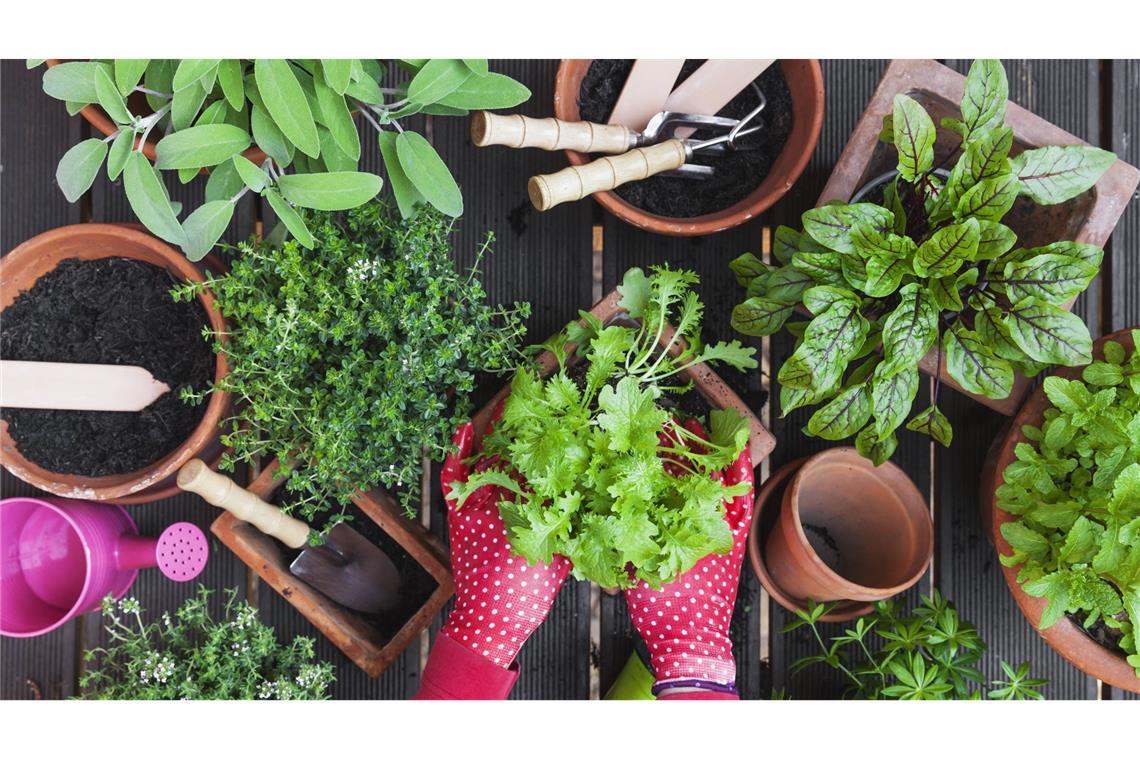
0;496;209;637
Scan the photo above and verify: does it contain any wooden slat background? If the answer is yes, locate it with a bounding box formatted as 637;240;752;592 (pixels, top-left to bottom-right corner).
1;58;1137;700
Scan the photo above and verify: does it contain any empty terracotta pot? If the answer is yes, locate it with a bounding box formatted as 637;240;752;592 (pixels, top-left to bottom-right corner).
0;224;231;502
552;59;824;236
764;448;933;604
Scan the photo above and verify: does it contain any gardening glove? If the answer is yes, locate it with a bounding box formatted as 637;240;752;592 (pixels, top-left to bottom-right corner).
625;418;754;700
416;415;572;700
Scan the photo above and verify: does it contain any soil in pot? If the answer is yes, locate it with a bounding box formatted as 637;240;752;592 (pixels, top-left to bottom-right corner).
577;60;793;218
564;347;713;421
274;491;438;640
1;257;213;476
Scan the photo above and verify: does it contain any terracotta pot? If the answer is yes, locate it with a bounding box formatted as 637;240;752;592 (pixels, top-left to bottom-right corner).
552;60;824;237
469;288;776;466
762;448;932;605
748;457;873;622
45;59;267;166
816;58;1140;416
210;459;455;678
0;224;231;502
985;329;1140;693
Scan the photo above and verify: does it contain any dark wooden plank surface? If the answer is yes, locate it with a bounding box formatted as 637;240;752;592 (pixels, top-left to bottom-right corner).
3;58;1137;700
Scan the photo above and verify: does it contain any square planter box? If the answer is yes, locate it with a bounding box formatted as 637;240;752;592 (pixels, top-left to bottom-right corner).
471;288;777;469
211;459;454;678
817;59;1140;415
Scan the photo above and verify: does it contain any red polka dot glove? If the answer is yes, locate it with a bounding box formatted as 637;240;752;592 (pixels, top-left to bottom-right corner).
625;420;754;700
437;419;571;669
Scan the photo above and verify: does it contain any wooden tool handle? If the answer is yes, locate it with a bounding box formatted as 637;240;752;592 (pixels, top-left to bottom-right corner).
528;139;687;211
177;459;310;549
471;111;633;154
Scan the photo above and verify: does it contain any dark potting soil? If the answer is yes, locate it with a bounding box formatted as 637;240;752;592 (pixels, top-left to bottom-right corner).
564;352;713;422
275;492;438;640
1067;610;1128;657
577;59;794;218
0;257;213;476
803;523;841;573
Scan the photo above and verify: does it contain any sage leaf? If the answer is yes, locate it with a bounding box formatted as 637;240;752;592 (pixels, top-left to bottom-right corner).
254;59;320;158
1004;297;1093;366
945;324;1015;398
173;59;220;92
123;152;187;247
914;218;980;278
217;60;245;110
320;59;353;95
462;59;489;76
856;425;898;465
94;65;130;124
960;59;1007;141
232;154;270;192
438;73;531;109
1010;145;1117;205
251;105;294;167
407;59;471;104
314;77;360;161
171;80;208;131
871;363;920;441
155;124;251;170
731;297;795;337
276;171;382;211
807;383;873;440
42;61;102;103
205;158;244;202
802;203;894;254
880;283;938;371
955;173;1020;221
906;405;953;447
377;131;424;219
55;138;107;202
1002;253;1098;305
182;200;234;262
265;189;314;248
106;129;134;181
113;59;148;96
892;93;936;181
396;131;462;217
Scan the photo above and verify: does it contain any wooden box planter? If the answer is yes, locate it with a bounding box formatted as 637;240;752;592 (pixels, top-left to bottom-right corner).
470;288;777;473
817;59;1140;415
983;329;1140;694
210;459;454;678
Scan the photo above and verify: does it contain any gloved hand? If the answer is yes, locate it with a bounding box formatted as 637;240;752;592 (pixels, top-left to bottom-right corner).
625;419;754;700
437;415;572;669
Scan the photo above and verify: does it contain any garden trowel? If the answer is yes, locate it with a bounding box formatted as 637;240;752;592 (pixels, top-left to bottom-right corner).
176;459;401;614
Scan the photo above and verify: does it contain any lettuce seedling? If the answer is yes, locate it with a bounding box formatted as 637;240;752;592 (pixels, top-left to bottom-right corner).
451;266;757;588
731;59;1116;464
996;330;1140;676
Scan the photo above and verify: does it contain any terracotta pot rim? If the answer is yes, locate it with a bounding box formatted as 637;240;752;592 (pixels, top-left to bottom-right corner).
783;447;934;599
0;223;231;501
553;59;825;237
44;59;267;166
988;328;1140;693
747;457;874;623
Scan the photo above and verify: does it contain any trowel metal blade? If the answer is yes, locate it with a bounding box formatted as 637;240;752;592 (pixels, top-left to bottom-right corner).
289;523;402;614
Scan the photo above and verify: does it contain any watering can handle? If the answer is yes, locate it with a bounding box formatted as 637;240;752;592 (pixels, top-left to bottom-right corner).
528;139;688;212
177;459;310;550
471;111;634;155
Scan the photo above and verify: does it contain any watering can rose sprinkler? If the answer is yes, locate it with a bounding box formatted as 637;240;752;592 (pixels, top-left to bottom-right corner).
0;497;208;637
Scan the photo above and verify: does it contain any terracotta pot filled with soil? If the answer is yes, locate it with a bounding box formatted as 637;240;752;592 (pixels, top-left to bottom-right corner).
0;224;229;502
984;329;1140;693
817;58;1140;416
209;459;454;677
45;59;267;166
552;59;824;236
750;448;932;615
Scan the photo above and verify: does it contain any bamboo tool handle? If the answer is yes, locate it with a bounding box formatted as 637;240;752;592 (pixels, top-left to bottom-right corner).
177;459;310;549
471;111;633;154
528;139;688;211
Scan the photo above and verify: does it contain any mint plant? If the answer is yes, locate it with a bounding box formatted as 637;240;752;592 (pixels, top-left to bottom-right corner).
173;200;528;520
80;588;334;700
450;266;757;589
731;59;1115;464
788;592;1047;699
996;330;1140;677
36;59;529;259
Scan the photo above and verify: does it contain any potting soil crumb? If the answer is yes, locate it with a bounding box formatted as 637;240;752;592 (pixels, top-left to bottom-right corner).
1;257;214;476
578;59;794;218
